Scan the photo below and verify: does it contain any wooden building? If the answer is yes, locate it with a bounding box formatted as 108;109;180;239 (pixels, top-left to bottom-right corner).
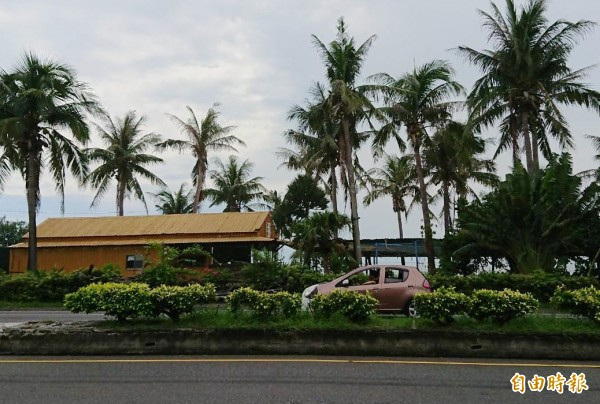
9;212;278;276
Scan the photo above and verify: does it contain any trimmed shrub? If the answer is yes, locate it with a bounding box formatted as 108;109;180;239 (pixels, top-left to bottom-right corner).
413;287;470;324
272;291;302;317
468;289;539;324
64;282;153;322
551;286;600;321
150;283;216;321
309;290;378;323
227;287;262;313
227;287;301;318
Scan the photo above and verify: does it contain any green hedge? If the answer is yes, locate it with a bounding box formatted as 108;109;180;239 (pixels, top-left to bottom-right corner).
0;265;122;302
429;272;599;303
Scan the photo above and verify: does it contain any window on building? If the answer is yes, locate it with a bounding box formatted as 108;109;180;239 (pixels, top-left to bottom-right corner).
126;254;143;270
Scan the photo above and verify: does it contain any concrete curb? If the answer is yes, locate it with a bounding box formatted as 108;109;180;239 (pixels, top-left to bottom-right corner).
1;322;600;359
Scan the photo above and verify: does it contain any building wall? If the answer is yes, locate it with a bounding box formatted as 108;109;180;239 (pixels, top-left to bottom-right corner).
10;245;152;277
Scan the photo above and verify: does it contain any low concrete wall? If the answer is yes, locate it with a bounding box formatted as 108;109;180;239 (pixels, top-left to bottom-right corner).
1;324;599;359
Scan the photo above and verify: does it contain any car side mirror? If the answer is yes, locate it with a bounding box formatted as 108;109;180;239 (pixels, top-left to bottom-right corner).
341;279;349;286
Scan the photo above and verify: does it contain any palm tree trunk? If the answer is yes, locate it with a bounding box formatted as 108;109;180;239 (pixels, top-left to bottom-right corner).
531;129;540;172
193;166;205;213
396;205;406;266
412;134;435;273
330;165;339;238
117;177;126;216
509;109;519;166
342;119;361;265
442;180;452;236
26;148;39;271
522;113;534;173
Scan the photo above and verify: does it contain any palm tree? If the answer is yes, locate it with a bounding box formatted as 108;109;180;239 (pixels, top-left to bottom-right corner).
312;17;378;264
369;60;464;273
364;154;419;240
0;52;100;270
151;183;194;214
204;155;266;212
87;111;165;216
423;121;497;235
285;82;341;216
158;104;245;212
458;0;600;172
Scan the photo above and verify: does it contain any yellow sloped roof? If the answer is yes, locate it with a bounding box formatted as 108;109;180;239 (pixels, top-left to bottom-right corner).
11;236;276;248
23;212;271;240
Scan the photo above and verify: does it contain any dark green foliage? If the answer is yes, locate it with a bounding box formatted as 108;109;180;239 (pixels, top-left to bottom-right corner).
453;155;600;274
272;174;328;238
0;265;121;302
0;217;27;247
290;211;351;273
241;250;335;292
429;272;599;303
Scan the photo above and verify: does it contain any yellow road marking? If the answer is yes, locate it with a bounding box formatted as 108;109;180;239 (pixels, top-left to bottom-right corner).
0;358;599;368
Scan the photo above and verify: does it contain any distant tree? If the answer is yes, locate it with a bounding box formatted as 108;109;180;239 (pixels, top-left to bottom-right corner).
364;154;419;240
151;184;194;214
0;216;27;247
291;211;351;273
423;121;497;235
87;111;165;216
0;52;101;270
204;155;266;212
272;174;329;239
158;104;244;212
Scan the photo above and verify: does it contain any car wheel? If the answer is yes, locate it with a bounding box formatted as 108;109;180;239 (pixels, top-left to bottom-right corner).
406;299;418;318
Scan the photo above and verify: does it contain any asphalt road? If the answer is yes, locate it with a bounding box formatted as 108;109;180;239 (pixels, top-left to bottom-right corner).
0;356;597;403
0;310;105;324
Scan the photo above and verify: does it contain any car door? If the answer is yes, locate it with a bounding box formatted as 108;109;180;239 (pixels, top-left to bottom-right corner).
377;267;413;311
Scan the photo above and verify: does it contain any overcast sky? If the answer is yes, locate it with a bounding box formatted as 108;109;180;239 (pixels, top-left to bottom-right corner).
1;0;599;241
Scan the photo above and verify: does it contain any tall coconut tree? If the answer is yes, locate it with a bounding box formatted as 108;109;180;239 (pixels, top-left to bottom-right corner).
151;183;194;214
312;17;378;264
204;155;266;212
87;111;165;216
458;0;600;172
286;82;341;216
0;52;101;270
158;104;245;213
369;60;464;273
423;121;498;235
363;154;419;240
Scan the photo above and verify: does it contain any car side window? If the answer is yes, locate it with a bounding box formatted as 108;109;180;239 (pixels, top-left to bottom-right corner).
384;268;408;283
337;269;377;287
